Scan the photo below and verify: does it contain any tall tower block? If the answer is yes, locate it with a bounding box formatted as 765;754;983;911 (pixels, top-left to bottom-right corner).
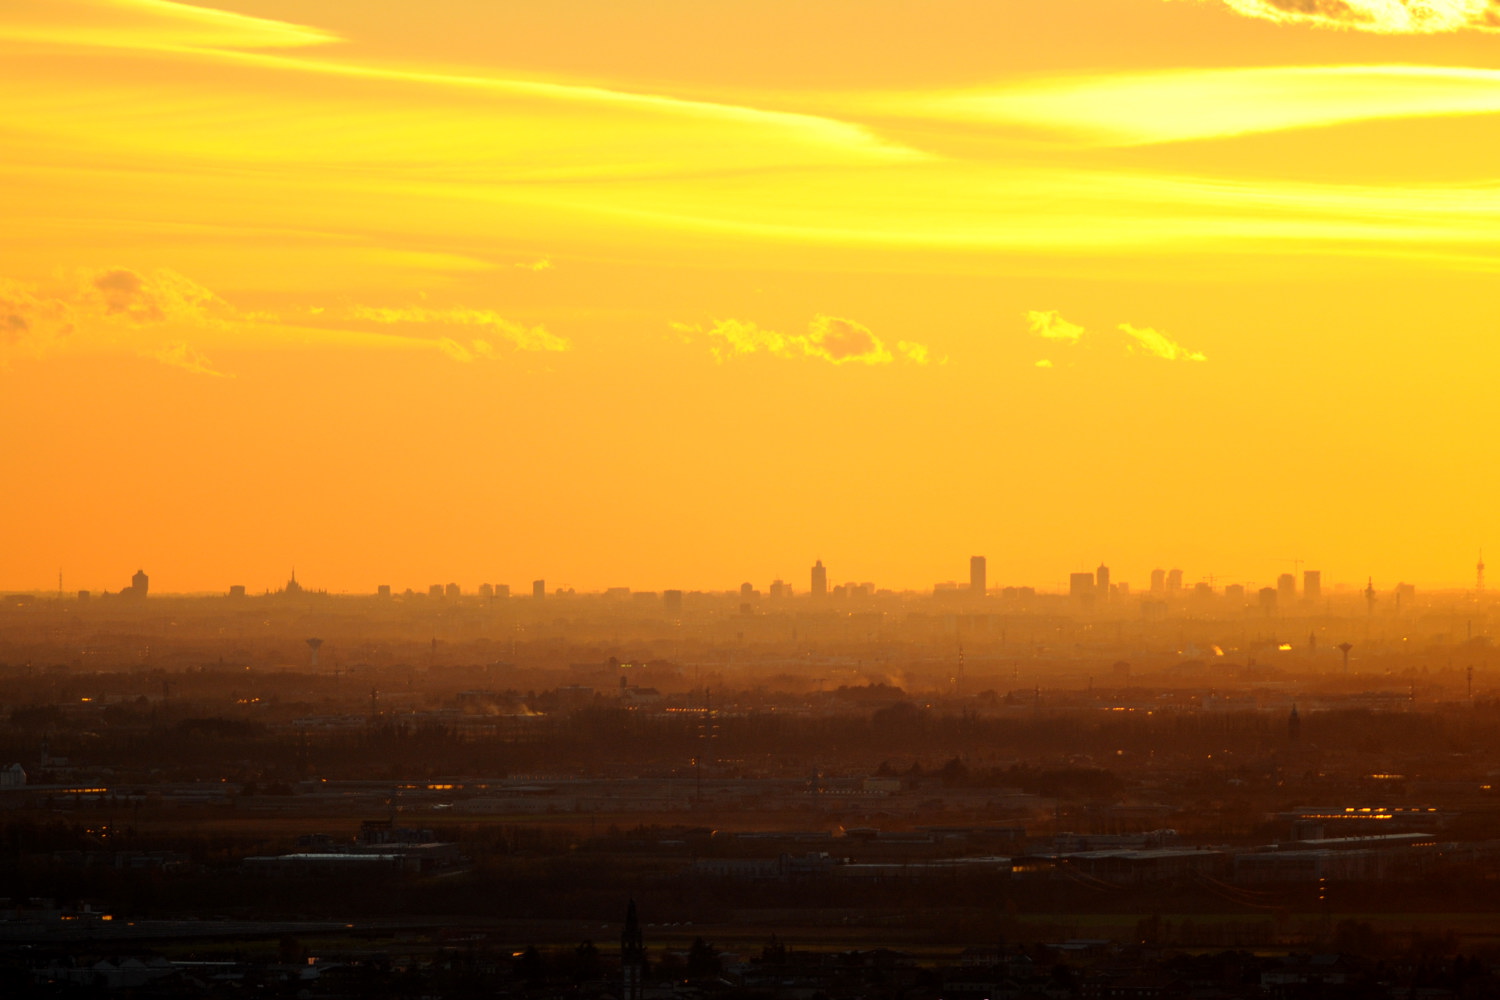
970;556;986;598
811;560;827;598
621;900;645;1000
1303;570;1321;602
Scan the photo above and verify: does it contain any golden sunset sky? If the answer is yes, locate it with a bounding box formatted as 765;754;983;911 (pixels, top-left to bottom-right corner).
4;0;1499;595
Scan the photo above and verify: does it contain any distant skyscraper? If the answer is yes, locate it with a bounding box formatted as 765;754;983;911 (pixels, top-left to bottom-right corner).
377;584;391;598
970;556;986;597
811;560;827;597
1166;568;1183;594
130;568;148;599
1095;562;1110;598
532;579;545;599
1258;586;1277;615
621;900;645;1000
1277;573;1296;603
663;589;683;614
428;584;443;598
495;584;510;599
1069;572;1095;599
1150;568;1165;594
1303;570;1321;602
445;582;460;599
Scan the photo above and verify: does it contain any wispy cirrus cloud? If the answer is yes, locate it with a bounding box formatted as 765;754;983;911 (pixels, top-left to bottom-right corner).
672;315;930;366
0;0;339;52
869;64;1500;147
1198;0;1500;34
1026;310;1206;366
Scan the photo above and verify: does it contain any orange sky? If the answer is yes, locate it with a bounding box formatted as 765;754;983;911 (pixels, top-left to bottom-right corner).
3;0;1499;595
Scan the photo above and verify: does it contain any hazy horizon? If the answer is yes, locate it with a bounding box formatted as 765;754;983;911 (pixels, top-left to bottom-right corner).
7;561;1489;598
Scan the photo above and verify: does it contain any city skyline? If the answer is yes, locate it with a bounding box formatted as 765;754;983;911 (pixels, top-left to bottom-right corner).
13;555;1487;600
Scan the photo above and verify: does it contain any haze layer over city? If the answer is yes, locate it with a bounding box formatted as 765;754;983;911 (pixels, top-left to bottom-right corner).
7;0;1500;997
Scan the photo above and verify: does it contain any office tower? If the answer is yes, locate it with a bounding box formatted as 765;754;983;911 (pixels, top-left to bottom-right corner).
445;582;460;599
663;589;683;614
533;579;545;599
1278;573;1296;603
228;585;246;598
1166;568;1183;594
1095;562;1110;597
495;584;510;599
621;901;645;1000
1150;568;1165;594
377;584;391;598
1259;587;1277;614
1303;570;1321;602
479;583;493;600
1069;572;1095;599
970;556;986;597
428;584;444;598
811;560;827;597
